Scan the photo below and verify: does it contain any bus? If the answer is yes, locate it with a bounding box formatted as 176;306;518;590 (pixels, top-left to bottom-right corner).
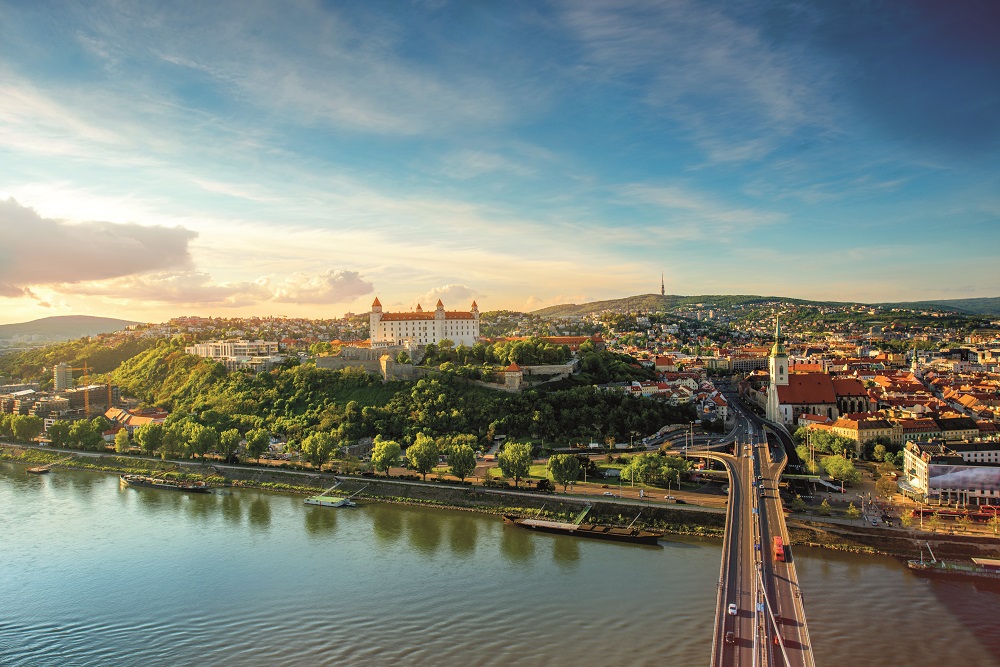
772;536;785;562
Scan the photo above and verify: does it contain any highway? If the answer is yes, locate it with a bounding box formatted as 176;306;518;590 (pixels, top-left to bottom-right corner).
706;389;815;667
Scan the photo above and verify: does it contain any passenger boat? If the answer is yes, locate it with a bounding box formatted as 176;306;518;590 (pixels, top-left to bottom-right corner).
120;474;212;493
502;505;662;545
907;542;1000;580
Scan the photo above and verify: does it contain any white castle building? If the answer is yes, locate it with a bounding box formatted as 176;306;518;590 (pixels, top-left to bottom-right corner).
369;297;480;348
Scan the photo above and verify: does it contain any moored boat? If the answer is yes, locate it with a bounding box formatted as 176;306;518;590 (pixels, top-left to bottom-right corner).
503;506;662;545
120;474;212;493
305;494;356;507
907;542;1000;580
26;466;51;474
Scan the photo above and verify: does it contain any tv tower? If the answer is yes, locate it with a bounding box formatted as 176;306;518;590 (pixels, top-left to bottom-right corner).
661;272;665;296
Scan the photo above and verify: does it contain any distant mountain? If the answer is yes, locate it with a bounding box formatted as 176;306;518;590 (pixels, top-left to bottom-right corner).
879;297;1000;317
0;316;140;341
530;294;842;318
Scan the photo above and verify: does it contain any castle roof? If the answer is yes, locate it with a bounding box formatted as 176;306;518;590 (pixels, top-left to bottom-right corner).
372;297;381;307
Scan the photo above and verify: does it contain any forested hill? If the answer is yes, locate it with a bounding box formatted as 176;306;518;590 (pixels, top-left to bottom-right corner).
0;316;139;341
877;296;1000;317
531;294;838;317
109;341;694;446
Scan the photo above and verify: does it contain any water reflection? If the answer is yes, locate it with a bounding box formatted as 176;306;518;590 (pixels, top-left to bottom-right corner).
247;497;271;529
448;515;478;557
304;507;337;536
371;506;403;545
552;535;580;568
185;491;215;521
499;525;535;564
220;493;243;524
407;511;442;556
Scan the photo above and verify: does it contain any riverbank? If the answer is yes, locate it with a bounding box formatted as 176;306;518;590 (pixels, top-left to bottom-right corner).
5;443;998;559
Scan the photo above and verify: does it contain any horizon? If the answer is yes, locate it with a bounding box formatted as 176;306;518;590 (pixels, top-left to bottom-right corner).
1;2;998;325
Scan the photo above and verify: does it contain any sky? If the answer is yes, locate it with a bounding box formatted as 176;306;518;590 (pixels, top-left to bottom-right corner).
1;1;999;325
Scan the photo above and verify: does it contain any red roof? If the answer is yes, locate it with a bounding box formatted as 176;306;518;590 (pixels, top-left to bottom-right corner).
776;373;837;405
506;362;522;372
831;378;868;397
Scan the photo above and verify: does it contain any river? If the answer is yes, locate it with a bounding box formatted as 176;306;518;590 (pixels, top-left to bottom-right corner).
1;464;997;666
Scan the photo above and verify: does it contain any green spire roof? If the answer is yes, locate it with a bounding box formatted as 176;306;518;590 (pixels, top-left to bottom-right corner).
771;316;787;357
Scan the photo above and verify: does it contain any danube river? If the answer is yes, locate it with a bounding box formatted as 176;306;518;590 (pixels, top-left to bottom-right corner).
2;464;998;666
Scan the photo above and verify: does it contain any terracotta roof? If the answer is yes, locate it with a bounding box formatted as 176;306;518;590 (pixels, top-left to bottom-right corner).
776;373;837;405
381;313;435;321
372;297;381;307
831;378;868;397
506;362;522;372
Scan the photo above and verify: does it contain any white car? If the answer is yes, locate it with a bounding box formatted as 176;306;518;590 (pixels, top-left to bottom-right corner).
603;491;614;496
728;603;738;616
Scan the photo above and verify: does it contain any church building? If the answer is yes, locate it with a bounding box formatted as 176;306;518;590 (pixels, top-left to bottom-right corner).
369;298;480;348
765;318;872;424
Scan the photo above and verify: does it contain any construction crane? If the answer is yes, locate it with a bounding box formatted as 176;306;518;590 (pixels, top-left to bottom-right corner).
63;363;116;418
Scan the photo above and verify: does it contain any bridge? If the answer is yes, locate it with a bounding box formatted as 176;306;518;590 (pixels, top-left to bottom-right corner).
695;393;816;667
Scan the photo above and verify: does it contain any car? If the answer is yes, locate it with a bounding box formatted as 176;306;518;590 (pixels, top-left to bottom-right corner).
760;489;765;497
754;543;761;551
665;495;675;500
725;631;735;644
728;603;738;616
871;520;878;526
604;491;614;496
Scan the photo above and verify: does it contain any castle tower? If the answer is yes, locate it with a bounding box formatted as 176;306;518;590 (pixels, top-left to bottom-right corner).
370;297;383;344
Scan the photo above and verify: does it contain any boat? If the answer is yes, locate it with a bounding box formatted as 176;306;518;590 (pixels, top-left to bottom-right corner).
304;481;366;508
907;542;1000;580
502;505;663;545
120;473;212;493
26;466;51;474
304;495;356;507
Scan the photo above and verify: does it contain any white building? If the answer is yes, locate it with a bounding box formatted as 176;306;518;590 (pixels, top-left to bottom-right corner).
903;440;1000;505
53;363;73;391
185;339;284;373
369;298;480;348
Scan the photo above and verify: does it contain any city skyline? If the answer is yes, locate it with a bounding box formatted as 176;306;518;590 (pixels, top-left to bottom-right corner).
1;1;998;325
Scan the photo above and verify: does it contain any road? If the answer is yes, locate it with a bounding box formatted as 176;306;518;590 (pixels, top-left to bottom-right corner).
707;391;815;667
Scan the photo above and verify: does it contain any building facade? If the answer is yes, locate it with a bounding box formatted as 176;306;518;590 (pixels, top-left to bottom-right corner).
369;298;479;348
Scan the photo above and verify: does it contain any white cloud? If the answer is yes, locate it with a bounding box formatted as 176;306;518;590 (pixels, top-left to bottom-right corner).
58;268;373;309
0;197;196;294
415;284;480;308
268;270;373;304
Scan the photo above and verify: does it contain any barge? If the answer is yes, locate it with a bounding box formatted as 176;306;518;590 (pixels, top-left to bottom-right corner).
503;506;662;545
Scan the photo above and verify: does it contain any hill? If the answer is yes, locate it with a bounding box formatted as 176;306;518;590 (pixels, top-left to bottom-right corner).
878;296;1000;317
0;316;140;341
531;294;843;318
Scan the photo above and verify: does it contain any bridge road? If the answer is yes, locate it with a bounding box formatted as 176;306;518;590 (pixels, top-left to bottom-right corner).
707;393;815;667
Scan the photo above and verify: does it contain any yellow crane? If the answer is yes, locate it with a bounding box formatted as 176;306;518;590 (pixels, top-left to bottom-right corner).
63;363;115;419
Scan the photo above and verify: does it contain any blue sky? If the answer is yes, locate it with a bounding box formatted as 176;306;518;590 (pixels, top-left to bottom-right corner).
1;0;998;324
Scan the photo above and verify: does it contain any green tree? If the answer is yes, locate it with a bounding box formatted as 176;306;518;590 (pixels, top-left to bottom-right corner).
0;413;13;440
872;444;887;462
926;514;942;533
11;415;44;443
134;422;164;457
899;513;914;529
845;502;861;522
818;498;832;516
161;422;185;460
822;455;860;486
185;423;218;459
219;428;242;462
406;433;440;481
498;441;532;488
370;436;402;476
245;428;271;463
988;515;1000;536
876;476;898;498
46;420;71;447
114;428;131;453
791;494;807;512
547;453;581;491
300;431;336;470
448;444;477;482
70;419;103;451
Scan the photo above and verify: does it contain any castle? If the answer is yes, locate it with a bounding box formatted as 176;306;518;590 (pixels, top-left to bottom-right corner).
369;297;480;348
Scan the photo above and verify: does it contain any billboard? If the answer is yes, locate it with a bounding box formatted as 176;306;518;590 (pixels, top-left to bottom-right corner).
928;464;1000;492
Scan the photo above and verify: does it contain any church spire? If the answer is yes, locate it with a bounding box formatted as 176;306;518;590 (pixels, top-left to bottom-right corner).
771;315;787;357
